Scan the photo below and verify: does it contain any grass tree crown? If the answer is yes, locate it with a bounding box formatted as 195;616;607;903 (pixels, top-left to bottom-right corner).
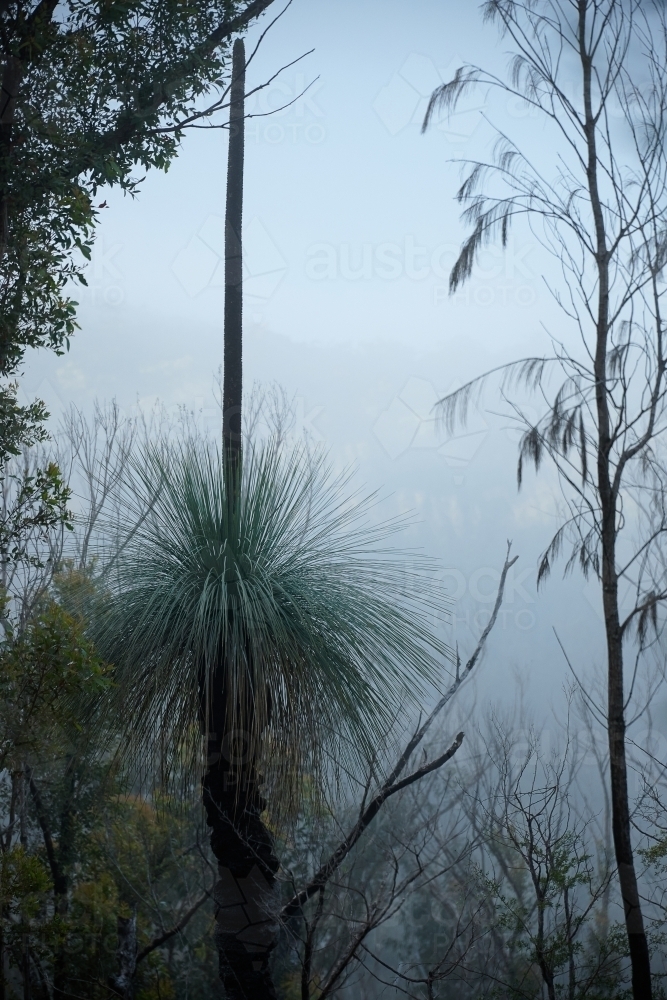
92;432;452;801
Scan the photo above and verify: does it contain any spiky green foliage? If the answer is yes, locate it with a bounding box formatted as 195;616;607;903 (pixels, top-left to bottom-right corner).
91;433;451;801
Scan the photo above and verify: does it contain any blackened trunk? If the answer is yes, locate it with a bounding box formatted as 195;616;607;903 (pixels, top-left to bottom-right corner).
216;35;279;998
223;38;245;478
203;727;279;999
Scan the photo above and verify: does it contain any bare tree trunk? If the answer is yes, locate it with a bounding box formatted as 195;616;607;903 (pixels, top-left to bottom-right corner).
223;38;245;475
18;768;30;1000
604;577;651;995
301;887;324;1000
43;764;74;995
25;766;69;996
109;910;137;1000
564;886;576;1000
0;774;13;1000
577;0;651;991
535;910;556;1000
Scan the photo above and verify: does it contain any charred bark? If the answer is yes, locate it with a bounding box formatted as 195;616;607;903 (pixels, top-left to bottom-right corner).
223;38;245;475
203;726;279;1000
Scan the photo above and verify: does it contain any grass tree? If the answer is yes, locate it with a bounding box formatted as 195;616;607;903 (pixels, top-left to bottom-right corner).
91;37;450;1000
92;433;450;1000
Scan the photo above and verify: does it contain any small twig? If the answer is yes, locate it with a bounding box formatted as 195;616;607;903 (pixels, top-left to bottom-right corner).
136;890;211;964
150;51;316;134
301;885;325;1000
553;628;606;727
245;0;295;72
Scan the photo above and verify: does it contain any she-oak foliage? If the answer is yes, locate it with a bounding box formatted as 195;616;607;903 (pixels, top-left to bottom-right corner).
93;434;451;803
423;0;667;994
0;0;273;462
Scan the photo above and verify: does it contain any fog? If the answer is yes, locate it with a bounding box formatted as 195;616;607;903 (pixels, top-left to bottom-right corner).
22;0;666;760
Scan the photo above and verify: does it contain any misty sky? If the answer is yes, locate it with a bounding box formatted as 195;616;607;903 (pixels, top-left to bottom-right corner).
23;0;661;763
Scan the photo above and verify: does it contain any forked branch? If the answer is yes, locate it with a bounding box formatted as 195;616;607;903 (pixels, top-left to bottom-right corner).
281;543;518;920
